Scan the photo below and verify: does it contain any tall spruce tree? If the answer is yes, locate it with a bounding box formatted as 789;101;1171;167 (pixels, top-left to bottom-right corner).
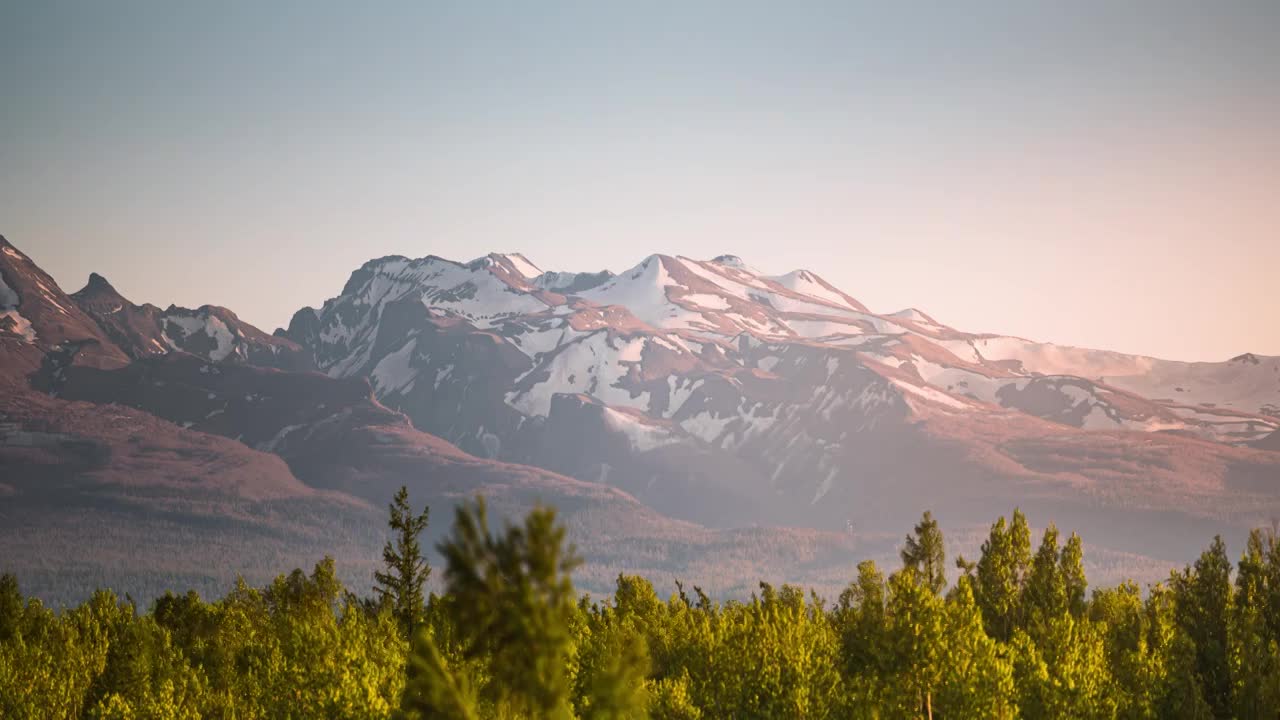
887;569;945;719
1228;528;1280;718
374;485;431;636
837;560;888;681
975;516;1019;641
1172;535;1233;719
901;511;947;595
1008;509;1033;589
1061;532;1087;618
936;578;1017;717
399;497;584;719
1022;524;1066;634
0;574;21;643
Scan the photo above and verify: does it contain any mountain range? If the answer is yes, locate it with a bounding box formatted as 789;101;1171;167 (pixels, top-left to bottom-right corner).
2;234;1278;603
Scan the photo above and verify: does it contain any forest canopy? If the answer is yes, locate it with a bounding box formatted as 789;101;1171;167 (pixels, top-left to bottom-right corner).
2;492;1279;719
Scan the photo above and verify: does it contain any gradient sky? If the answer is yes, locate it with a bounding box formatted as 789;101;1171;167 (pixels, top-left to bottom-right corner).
2;1;1276;361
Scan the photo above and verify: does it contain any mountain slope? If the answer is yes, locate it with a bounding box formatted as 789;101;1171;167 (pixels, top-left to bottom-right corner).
1;237;891;603
282;249;1280;564
0;235;130;382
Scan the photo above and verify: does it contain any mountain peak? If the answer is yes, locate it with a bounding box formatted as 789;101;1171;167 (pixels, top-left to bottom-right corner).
887;307;937;324
0;236;26;263
488;252;542;279
72;272;129;307
84;272;117;293
710;254;764;275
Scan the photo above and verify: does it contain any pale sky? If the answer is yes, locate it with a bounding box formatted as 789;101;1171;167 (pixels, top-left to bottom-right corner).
2;1;1277;361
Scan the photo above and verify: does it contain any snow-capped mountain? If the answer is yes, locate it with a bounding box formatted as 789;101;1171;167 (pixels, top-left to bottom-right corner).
8;236;891;602
282;250;1280;537
4;232;1279;600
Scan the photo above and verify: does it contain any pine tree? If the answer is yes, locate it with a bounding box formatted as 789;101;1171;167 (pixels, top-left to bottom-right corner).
399;634;481;720
1023;524;1066;636
1061;532;1088;618
886;569;945;719
1009;509;1033;588
936;578;1017;718
836;560;887;680
400;497;583;719
0;574;22;642
1090;581;1159;716
374;486;431;636
975;515;1022;641
1172;535;1233;719
1229;528;1280;718
901;511;947;595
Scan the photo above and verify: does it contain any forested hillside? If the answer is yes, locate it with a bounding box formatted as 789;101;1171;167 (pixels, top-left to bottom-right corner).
3;494;1279;719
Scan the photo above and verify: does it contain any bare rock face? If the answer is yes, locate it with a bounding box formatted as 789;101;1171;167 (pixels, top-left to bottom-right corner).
70;272;313;372
0;236;131;382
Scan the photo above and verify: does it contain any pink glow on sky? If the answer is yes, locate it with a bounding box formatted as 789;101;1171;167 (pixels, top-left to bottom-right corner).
2;2;1276;361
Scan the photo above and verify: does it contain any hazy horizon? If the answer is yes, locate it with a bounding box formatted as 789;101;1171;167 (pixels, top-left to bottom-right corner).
3;1;1277;362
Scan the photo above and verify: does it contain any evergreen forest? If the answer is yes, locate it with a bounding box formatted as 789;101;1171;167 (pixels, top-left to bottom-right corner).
4;489;1280;719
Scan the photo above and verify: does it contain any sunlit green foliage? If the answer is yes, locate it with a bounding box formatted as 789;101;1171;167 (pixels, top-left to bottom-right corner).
3;502;1280;719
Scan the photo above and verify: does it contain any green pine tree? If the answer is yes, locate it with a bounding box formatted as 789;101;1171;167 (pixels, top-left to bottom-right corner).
1061;532;1088;619
936;577;1017;718
400;497;584;719
1229;528;1280;718
0;574;22;643
975;515;1021;641
374;486;431;636
1023;524;1067;637
886;569;945;718
836;560;888;681
1171;535;1233;719
901;511;947;595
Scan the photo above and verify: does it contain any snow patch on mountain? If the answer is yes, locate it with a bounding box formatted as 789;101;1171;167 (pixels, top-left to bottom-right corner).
371;338;419;395
0;274;17;308
507;321;590;358
681;293;732;310
506;332;653;416
603;407;680;452
972;336;1280;418
887;308;948;334
496;253;542;279
970;336;1155;377
0;311;36;342
0;272;33;341
164;314;236;362
788;318;868;339
579;257;703;330
890;379;971;411
768;270;855;310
